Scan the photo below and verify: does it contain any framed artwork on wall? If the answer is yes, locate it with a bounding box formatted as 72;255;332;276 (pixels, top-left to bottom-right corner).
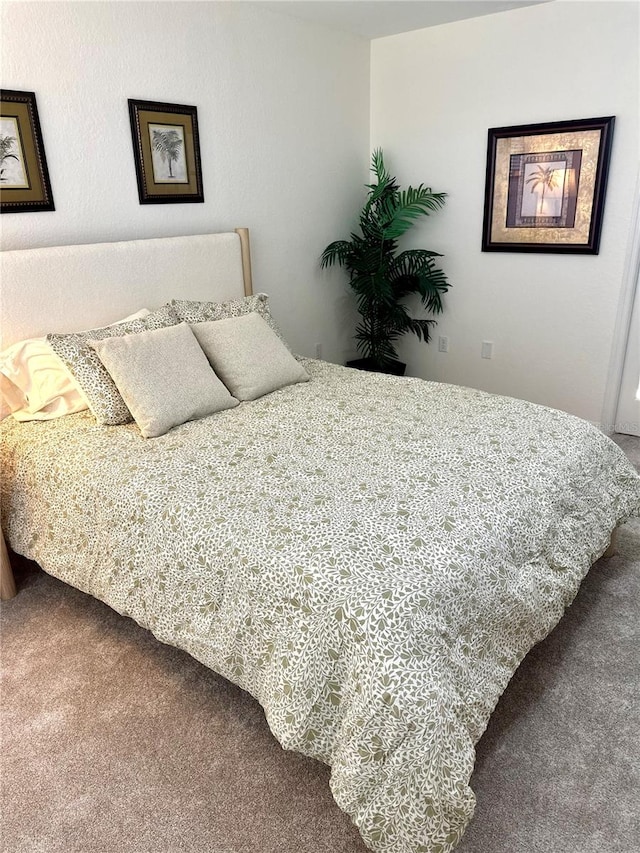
482;116;615;254
0;89;55;214
128;99;204;204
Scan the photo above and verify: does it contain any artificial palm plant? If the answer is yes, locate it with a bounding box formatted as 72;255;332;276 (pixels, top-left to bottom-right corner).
321;149;450;372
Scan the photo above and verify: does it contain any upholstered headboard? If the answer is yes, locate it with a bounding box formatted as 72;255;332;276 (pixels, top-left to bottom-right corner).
0;228;253;348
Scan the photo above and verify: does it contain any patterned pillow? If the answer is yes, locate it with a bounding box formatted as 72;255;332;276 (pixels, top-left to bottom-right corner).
168;293;290;348
47;305;180;425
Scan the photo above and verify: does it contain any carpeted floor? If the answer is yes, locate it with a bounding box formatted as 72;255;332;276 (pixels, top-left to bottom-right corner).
1;435;638;853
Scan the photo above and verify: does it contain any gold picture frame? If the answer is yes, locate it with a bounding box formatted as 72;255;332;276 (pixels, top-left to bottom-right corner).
128;99;204;204
0;90;54;214
482;116;615;254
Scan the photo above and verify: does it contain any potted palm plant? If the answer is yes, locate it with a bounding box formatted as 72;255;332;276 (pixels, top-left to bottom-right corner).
321;149;450;374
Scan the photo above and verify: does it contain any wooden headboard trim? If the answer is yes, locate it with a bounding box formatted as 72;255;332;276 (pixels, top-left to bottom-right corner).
235;227;253;297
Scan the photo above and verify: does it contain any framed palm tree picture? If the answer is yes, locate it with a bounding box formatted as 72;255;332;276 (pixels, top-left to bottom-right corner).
128;99;204;204
0;90;54;214
482;116;614;254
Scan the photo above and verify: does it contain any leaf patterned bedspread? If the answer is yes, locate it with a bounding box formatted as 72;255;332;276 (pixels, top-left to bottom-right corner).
2;359;639;853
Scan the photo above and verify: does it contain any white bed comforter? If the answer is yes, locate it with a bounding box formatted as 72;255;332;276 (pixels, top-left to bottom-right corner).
2;360;639;853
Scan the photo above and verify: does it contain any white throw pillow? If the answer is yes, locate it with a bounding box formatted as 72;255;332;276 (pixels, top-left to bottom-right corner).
0;309;152;422
0;339;86;420
190;312;309;401
89;322;239;438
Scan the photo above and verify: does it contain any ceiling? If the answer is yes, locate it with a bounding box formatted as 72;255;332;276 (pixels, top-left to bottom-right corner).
254;1;549;40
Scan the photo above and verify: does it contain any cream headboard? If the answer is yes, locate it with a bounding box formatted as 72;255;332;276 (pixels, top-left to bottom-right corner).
0;228;253;348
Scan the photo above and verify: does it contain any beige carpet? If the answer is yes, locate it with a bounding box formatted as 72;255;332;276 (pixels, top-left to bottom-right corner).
1;435;638;853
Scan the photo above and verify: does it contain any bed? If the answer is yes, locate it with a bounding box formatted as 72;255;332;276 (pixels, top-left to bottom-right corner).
1;229;639;853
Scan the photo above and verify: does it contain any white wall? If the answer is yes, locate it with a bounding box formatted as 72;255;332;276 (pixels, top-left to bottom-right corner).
0;1;369;362
371;1;639;423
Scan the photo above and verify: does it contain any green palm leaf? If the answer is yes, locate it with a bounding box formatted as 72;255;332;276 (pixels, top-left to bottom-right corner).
405;317;437;343
369;148;391;187
381;187;447;240
389;250;443;283
320;240;352;269
389;251;449;312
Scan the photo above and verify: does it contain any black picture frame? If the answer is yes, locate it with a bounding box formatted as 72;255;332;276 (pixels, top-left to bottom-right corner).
128;99;204;204
482;116;615;254
0;89;55;214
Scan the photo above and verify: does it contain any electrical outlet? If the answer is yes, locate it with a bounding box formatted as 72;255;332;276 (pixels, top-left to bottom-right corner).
481;341;494;359
314;342;322;359
438;335;449;353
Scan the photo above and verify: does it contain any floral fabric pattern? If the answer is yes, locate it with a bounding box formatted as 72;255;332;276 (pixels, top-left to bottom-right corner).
2;360;639;853
168;293;290;347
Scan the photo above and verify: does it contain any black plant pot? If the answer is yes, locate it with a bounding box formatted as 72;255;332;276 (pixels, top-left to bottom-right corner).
346;357;406;376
